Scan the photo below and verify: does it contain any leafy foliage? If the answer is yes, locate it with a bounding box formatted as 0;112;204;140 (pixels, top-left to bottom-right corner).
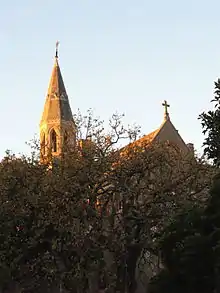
0;111;212;293
148;205;214;293
199;78;220;166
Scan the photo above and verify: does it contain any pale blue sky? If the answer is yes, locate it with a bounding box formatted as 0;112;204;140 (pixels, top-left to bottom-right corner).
0;0;219;157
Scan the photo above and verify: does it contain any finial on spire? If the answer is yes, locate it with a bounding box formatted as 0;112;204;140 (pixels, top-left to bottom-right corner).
55;41;59;58
162;100;170;120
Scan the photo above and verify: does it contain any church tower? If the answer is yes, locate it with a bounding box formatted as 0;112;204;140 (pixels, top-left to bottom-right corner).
39;43;76;160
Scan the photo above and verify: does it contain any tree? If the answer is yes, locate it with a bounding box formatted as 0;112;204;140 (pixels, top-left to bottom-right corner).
0;110;212;293
202;173;220;292
148;204;214;293
199;78;220;167
198;78;220;291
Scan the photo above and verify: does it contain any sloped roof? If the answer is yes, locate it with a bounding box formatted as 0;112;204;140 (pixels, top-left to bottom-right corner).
40;57;73;124
126;116;189;153
136;128;160;145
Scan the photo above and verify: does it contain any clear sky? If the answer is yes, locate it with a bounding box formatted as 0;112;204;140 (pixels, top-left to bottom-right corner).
0;0;219;157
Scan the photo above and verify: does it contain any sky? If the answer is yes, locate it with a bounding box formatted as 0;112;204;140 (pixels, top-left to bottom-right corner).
0;0;219;157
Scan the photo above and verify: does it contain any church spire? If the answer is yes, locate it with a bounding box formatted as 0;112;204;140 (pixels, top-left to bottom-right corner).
40;43;76;160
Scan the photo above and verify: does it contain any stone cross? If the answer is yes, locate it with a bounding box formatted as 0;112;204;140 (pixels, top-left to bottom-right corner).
162;100;170;119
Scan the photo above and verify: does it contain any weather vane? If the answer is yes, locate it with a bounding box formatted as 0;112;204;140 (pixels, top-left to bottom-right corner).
55;41;59;58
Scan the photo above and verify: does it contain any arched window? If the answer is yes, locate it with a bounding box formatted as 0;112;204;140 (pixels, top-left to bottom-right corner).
41;133;46;155
51;129;57;152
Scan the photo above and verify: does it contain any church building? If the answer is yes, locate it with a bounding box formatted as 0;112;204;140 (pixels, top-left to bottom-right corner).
39;45;193;157
38;45;195;293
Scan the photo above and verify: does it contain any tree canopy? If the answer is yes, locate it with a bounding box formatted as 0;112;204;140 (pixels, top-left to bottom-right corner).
199;78;220;167
0;111;212;293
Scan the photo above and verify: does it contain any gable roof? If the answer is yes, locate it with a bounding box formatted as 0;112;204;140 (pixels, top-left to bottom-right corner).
127;116;189;153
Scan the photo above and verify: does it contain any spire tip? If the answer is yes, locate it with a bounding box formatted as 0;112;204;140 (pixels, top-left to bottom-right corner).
55;41;59;58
